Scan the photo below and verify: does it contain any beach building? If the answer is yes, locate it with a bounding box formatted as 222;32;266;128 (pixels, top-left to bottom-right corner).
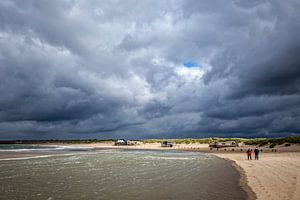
114;139;140;146
115;139;127;145
209;141;239;148
126;140;141;145
161;141;173;147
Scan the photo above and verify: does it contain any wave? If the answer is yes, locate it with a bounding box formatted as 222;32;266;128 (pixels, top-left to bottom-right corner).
0;145;95;152
0;153;76;161
143;156;194;160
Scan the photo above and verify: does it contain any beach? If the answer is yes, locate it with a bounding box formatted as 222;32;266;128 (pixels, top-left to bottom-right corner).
215;152;300;200
1;142;299;200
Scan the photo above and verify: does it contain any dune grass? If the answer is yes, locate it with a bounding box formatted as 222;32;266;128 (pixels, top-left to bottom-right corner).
141;136;300;146
1;136;299;147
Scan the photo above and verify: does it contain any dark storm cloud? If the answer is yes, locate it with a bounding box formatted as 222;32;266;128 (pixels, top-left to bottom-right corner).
0;0;299;139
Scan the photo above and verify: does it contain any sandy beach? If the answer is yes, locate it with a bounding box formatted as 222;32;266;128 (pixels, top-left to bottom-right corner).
215;152;300;200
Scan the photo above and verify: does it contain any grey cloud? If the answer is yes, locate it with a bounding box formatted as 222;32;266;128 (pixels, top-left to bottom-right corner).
0;0;299;139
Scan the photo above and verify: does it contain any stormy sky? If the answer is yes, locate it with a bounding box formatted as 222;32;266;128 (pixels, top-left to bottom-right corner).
0;0;300;139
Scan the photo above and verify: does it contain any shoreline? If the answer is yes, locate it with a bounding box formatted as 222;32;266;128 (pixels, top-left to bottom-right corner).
1;143;300;200
215;155;257;200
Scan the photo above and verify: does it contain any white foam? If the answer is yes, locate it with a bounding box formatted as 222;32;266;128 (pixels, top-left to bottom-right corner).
144;156;193;160
0;146;94;152
0;153;75;161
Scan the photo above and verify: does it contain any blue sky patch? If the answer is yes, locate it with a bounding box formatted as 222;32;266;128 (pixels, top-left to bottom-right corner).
183;60;199;68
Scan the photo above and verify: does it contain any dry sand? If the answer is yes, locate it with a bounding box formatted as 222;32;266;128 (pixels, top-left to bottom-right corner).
215;152;300;200
51;142;210;150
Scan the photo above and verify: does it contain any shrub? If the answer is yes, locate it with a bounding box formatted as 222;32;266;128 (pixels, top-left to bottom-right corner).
258;141;268;147
269;143;276;148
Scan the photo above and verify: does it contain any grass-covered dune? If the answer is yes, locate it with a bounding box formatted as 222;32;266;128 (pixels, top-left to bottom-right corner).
142;136;300;147
1;136;299;147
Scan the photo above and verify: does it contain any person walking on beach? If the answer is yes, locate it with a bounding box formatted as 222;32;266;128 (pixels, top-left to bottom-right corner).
246;149;252;160
254;148;260;160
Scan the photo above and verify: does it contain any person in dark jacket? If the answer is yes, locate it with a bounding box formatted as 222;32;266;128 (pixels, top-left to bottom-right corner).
254;148;260;160
246;149;252;160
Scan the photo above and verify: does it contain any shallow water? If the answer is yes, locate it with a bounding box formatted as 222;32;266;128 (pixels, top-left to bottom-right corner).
0;149;247;200
0;144;93;152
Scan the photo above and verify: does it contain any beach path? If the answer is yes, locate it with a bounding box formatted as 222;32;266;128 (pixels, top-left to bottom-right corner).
215;152;300;200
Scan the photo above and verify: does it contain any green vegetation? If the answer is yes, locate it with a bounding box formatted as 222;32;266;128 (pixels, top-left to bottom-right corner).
1;136;299;147
142;138;216;144
142;136;300;147
243;136;300;147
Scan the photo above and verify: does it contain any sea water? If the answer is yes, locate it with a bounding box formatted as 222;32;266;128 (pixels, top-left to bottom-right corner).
0;144;93;152
0;148;247;200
